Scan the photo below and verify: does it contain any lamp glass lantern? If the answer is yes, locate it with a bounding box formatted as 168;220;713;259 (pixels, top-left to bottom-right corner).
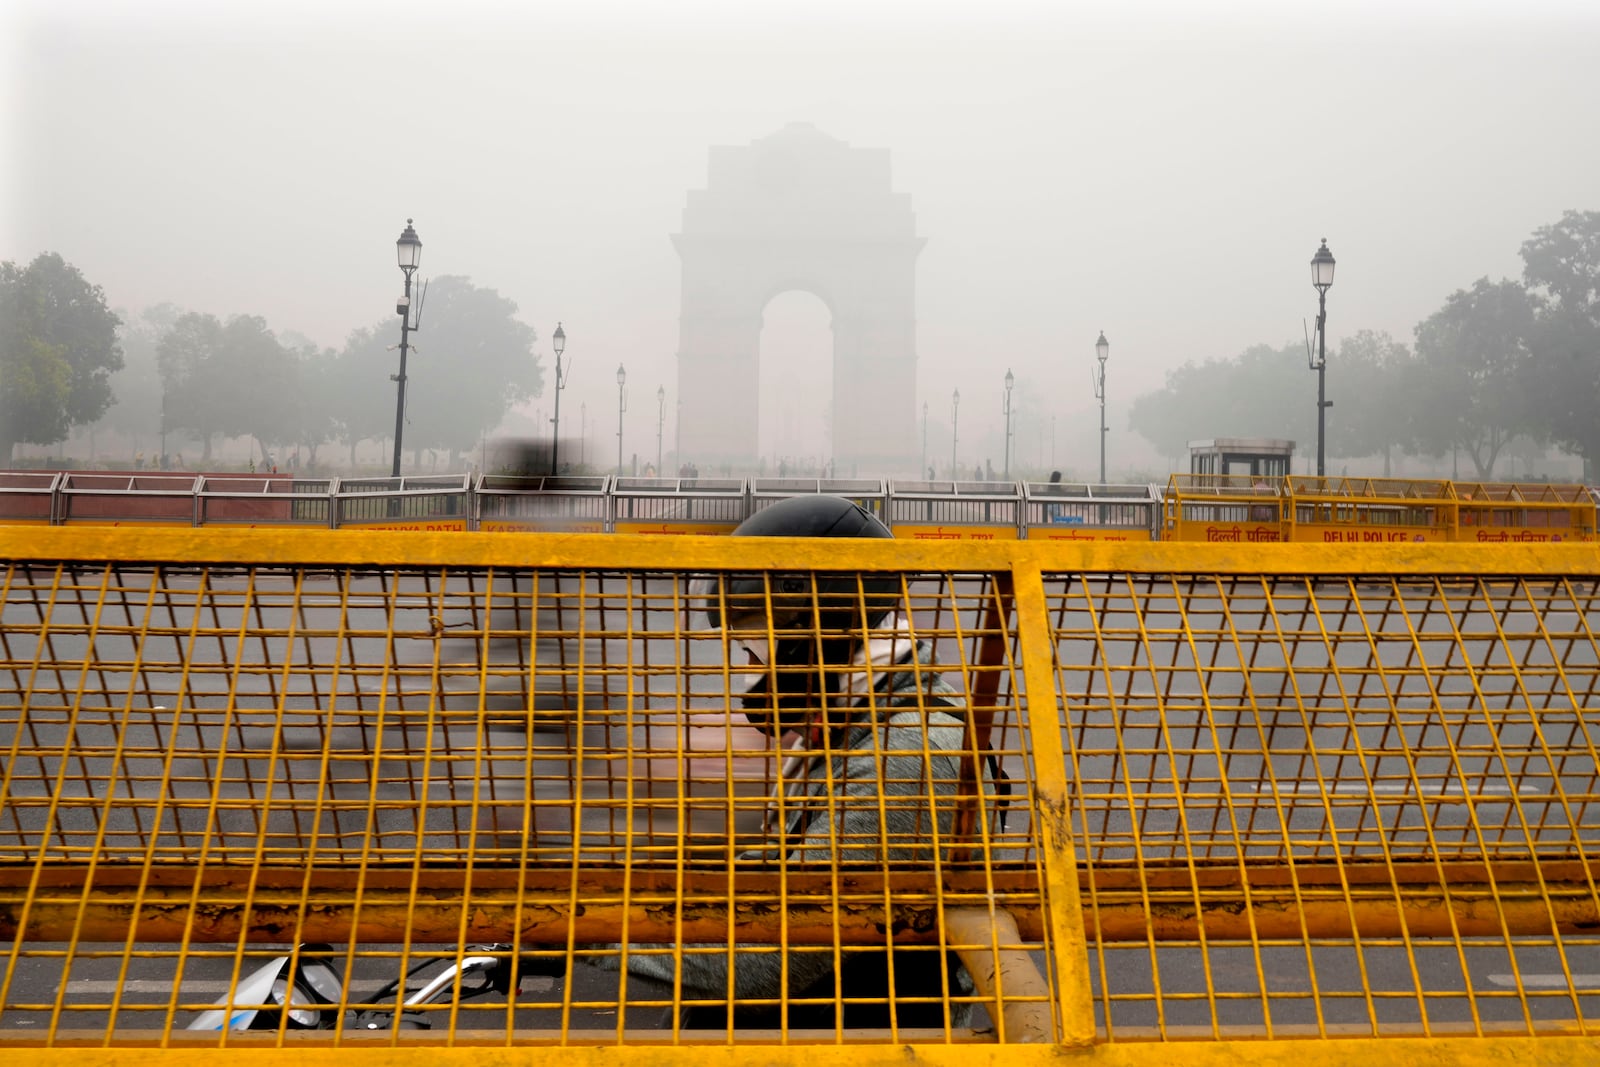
396;220;422;272
1096;330;1109;364
1311;239;1336;292
553;322;566;357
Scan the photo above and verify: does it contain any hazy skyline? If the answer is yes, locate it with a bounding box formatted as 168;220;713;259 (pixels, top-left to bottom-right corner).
5;0;1598;474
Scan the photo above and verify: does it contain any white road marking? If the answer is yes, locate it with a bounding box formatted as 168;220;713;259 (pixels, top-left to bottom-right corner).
1486;973;1600;989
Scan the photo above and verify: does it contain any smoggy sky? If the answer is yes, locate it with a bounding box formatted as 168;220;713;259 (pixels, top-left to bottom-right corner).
4;0;1597;474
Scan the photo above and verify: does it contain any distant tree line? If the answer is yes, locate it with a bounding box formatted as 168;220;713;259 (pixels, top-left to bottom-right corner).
1;261;544;470
1129;209;1600;480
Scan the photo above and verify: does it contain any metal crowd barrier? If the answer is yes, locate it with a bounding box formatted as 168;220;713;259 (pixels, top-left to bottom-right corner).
750;477;889;521
333;474;472;530
0;471;60;525
610;476;747;535
1454;480;1598;544
1287;476;1457;544
5;471;1599;546
1162;473;1287;543
195;475;337;528
55;472;203;526
476;474;610;533
885;480;1022;541
2;527;1598;1064
1021;481;1160;542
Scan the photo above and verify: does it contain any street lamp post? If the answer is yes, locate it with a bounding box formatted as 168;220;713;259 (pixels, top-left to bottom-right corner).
391;219;422;478
950;388;960;480
615;365;627;476
580;402;587;468
655;385;665;475
921;401;929;478
1002;369;1015;479
1092;331;1109;483
1309;238;1336;477
548;323;568;475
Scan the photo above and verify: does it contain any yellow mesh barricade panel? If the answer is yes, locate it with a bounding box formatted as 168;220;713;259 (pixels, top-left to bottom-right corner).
1;528;1598;1067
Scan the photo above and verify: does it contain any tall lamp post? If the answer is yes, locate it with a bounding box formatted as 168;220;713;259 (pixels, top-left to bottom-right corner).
920;401;929;478
615;365;627;476
1309;238;1336;477
548;323;568;475
1092;331;1109;483
1002;369;1015;479
391;219;422;478
655;385;665;475
950;388;960;480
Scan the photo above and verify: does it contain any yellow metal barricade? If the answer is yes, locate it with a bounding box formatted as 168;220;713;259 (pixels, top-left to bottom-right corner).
1287;476;1455;544
1454;480;1598;544
3;527;1599;1066
1163;474;1286;543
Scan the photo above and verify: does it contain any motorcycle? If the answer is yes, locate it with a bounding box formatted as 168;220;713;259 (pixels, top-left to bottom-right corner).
188;944;526;1032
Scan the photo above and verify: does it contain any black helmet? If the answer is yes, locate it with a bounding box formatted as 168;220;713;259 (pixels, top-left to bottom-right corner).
695;495;900;735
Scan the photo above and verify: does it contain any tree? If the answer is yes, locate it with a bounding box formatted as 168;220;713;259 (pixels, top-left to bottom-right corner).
0;252;124;464
282;340;340;471
1327;330;1411;475
1129;341;1314;464
156;313;228;463
1521;209;1600;319
219;315;299;465
335;276;543;470
102;304;183;460
155;312;299;466
1409;278;1540;479
1521;210;1600;479
329;324;402;467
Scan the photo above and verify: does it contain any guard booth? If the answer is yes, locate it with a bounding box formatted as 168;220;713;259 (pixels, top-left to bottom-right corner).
749;477;888;522
885;480;1022;541
1021;481;1159;542
475;474;610;533
611;477;747;535
1452;480;1598;543
332;473;472;530
1163;474;1286;543
0;471;61;524
195;475;334;527
1286;476;1455;544
1188;437;1295;479
55;472;201;526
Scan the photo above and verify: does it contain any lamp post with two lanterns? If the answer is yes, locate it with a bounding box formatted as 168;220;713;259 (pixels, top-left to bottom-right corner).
950;388;960;480
920;401;928;479
390;220;422;478
655;386;665;476
615;365;628;476
1309;239;1336;477
1092;331;1109;484
1002;369;1015;479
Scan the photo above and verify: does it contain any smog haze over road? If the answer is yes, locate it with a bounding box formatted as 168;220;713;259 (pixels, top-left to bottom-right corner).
3;0;1597;474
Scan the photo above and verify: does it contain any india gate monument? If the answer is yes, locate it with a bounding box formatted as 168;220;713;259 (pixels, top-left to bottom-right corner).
673;123;925;474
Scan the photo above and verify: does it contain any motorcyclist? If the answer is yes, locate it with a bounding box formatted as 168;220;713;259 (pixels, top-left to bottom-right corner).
619;494;995;1031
